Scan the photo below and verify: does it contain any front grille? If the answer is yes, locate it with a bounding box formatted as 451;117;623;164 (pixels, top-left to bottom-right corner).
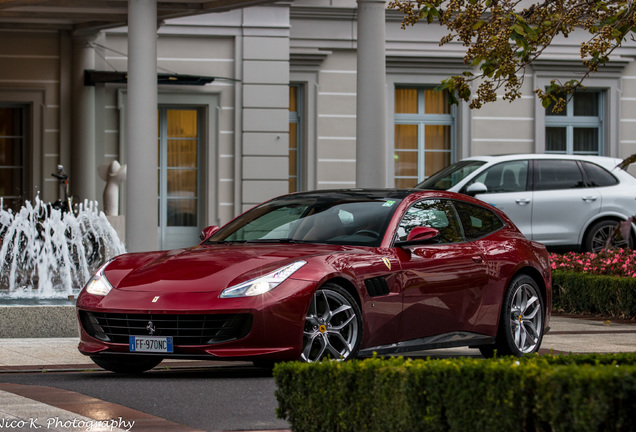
80;311;252;345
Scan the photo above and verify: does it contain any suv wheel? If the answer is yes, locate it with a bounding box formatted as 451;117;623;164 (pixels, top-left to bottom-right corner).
585;219;632;253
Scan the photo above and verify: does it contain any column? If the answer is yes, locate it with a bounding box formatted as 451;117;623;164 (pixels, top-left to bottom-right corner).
71;35;97;202
126;0;158;252
356;0;388;188
240;4;290;211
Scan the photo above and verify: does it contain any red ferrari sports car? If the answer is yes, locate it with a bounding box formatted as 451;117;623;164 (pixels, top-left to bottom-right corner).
77;189;551;373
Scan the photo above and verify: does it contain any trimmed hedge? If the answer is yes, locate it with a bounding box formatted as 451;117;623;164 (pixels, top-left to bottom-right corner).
552;270;636;318
274;354;636;432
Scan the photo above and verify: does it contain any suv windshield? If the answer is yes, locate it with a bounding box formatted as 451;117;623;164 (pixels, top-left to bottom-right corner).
205;194;402;247
416;160;486;190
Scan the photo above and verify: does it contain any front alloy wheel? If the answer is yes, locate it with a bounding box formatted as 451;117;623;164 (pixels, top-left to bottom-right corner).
480;274;544;357
301;283;362;362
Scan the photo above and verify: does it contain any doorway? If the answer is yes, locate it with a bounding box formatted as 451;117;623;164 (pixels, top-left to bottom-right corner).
157;107;202;250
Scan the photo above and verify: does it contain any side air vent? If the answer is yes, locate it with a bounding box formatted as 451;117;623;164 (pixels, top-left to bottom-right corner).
365;277;390;297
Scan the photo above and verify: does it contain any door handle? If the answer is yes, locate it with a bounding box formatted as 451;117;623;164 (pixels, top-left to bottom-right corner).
582;196;597;202
515;198;531;205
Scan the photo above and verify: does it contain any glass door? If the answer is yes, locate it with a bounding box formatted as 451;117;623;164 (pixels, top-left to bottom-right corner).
157;107;201;250
0;105;26;212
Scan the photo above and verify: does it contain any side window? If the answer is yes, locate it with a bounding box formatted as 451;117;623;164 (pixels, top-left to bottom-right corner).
397;199;463;244
453;201;504;240
466;161;528;193
580;161;618;187
534;160;585;190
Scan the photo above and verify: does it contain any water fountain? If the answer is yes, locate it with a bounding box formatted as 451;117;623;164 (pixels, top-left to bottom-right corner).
0;196;126;337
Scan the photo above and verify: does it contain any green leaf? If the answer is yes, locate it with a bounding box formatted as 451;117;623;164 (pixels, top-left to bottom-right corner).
470;56;484;67
541;98;552;109
427;7;439;24
511;23;526;36
472;20;485;30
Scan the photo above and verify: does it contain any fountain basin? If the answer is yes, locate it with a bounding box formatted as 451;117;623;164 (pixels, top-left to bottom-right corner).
0;304;77;338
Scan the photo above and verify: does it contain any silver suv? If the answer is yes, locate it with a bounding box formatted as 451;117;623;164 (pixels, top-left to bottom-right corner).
416;154;636;252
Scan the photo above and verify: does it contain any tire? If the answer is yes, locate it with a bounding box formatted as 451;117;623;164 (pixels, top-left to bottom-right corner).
301;283;363;362
90;355;162;374
584;219;632;253
479;274;545;358
252;360;276;371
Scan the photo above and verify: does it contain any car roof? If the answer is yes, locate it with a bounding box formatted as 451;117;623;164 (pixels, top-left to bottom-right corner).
280;189;419;200
462;154;622;168
272;188;481;203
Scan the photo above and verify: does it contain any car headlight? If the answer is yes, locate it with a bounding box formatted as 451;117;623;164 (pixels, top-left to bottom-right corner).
83;260;114;296
220;261;307;298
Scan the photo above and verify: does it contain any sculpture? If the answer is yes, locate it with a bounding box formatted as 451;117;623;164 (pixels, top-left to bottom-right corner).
98;161;127;216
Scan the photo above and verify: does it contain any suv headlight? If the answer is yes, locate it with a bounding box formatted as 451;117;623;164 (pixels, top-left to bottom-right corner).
220;261;307;298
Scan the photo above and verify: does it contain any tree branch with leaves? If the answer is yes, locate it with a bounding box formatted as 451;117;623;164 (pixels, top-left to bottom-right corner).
388;0;636;110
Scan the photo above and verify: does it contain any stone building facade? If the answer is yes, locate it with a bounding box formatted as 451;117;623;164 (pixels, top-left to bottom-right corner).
2;0;636;250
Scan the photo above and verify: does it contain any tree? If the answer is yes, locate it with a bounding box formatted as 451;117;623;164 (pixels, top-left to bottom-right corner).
388;0;636;111
389;0;636;249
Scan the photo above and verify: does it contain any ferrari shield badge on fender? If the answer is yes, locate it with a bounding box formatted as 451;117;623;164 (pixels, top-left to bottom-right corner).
382;257;391;270
152;296;160;303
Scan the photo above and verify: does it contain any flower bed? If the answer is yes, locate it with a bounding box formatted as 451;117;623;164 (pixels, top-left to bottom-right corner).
549;249;636;277
549;249;636;318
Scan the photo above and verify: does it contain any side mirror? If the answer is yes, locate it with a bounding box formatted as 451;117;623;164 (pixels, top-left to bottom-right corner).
200;225;220;241
407;226;439;242
396;226;440;246
465;182;488;197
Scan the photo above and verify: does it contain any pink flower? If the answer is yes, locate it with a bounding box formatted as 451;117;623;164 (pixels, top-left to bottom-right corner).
550;248;636;278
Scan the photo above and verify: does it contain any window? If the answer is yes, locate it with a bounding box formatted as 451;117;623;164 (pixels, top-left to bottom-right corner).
0;105;26;212
465;161;529;193
394;88;454;188
545;92;603;155
289;84;303;192
580;161;618;187
417;160;486;190
397;199;463;244
210;195;400;247
534;160;586;191
453;201;504;240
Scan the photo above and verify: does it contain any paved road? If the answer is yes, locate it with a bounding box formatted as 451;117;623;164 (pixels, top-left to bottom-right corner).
0;364;288;432
0;314;635;431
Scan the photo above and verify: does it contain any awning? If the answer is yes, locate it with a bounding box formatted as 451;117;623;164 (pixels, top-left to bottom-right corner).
84;70;215;86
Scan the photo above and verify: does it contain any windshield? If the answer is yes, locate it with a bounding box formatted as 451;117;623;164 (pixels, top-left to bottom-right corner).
205;194;402;247
416;160;486;190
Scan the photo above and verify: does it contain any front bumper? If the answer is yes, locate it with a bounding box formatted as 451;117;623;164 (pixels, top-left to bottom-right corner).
76;278;316;362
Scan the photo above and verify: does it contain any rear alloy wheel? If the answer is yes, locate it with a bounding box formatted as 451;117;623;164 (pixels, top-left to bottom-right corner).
585;219;632;253
480;275;544;357
301;283;363;362
90;355;162;374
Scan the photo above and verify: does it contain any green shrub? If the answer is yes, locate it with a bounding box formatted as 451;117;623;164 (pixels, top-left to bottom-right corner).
552;270;636;318
274;354;636;432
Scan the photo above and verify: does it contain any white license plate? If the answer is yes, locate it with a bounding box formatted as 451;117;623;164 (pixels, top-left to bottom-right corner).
129;336;173;353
